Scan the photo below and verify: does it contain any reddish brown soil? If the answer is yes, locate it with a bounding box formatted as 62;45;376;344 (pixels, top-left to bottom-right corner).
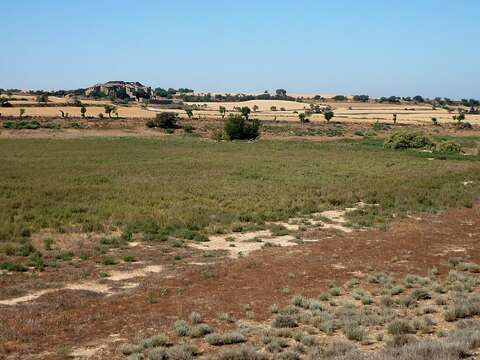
1;206;480;359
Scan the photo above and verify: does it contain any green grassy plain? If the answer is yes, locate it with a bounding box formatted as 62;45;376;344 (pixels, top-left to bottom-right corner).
0;137;479;246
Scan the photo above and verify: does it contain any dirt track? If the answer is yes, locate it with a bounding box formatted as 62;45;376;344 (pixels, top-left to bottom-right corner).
1;206;480;359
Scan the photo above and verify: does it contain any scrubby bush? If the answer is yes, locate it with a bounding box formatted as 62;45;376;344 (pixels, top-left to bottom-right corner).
224;114;260;140
457;121;473;130
3;120;41;129
146;112;179;129
384;131;434;150
436;141;462;154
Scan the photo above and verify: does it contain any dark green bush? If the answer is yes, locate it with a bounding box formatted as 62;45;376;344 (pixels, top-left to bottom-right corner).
0;262;28;272
44;122;60;129
146;112;178;129
372;122;391;131
224;114;260;140
2;121;41;130
384;131;434;150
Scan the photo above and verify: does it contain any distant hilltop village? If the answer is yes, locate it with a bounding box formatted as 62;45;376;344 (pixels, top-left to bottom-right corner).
85;81;153;101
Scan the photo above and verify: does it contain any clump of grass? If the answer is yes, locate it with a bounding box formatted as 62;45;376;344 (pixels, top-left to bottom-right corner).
411;288;432;301
329;287;342;297
215;346;267;360
389;285;405;296
119;343;142;356
218;312;235;323
189;311;202;324
269;224;290;236
272;315;298;328
189;324;212;338
123;255;137;263
459;262;480;273
343;323;367;342
270;304;279;314
387;319;414;335
167;343;198;360
101;257;117;265
0;262;28;272
206;332;246;346
174;320;189;336
368;272;392;284
345;277;360;289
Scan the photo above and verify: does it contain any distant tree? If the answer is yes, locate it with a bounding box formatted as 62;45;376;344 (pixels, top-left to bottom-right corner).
115;88;130;100
36;93;49;103
146;112;178;129
313;95;324;101
324;110;334;123
333;95;347;101
91;90;107;99
134;89;150;101
453;113;465;123
393;114;397;125
178;88;194;93
154;88;169;98
275;89;287;97
310;104;322;114
19;108;26;118
353;95;369;102
413;95;424;103
104;105;117;118
240;106;251;120
185;109;193;119
270;106;277;111
80;105;87;118
0;97;12;107
219;106;226;119
72;97;82;106
298;113;309;126
431;117;438;126
253;105;259;112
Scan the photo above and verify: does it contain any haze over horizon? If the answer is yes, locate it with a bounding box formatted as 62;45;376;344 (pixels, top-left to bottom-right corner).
1;0;479;99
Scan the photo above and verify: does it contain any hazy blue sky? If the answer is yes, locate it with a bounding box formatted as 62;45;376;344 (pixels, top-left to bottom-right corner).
1;0;479;98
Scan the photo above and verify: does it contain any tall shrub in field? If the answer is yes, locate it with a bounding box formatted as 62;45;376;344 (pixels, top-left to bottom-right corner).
324;110;334;123
224;114;260;140
146;112;179;129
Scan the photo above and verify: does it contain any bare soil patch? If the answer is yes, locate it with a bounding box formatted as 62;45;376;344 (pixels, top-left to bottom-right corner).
1;206;479;358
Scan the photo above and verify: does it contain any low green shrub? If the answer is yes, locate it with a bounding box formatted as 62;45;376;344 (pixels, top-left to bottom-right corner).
436;141;462;154
0;262;28;272
384;131;434;150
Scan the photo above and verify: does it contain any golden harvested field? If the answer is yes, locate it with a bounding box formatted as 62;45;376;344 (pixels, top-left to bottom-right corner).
2;96;480;125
